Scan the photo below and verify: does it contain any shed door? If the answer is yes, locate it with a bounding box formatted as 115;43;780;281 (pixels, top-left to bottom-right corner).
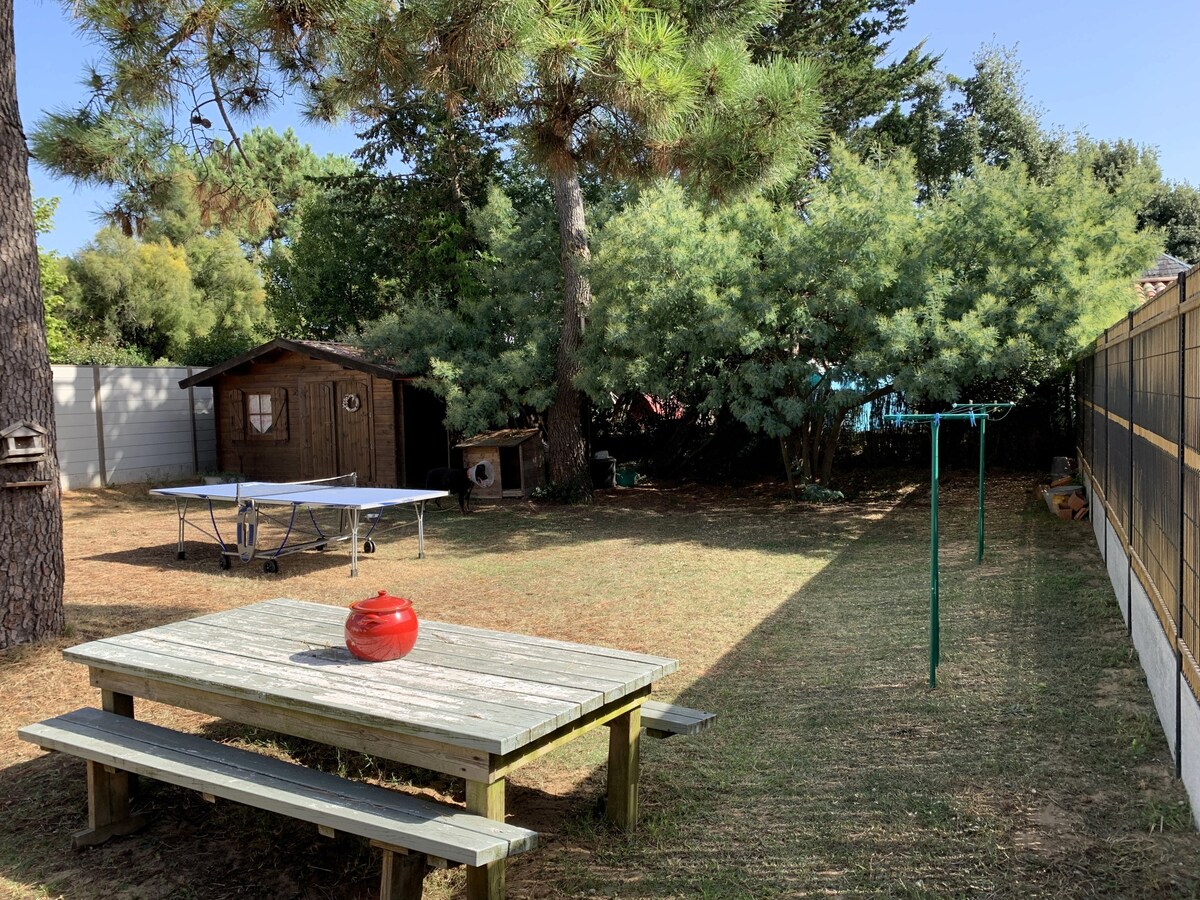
335;379;374;483
306;383;338;480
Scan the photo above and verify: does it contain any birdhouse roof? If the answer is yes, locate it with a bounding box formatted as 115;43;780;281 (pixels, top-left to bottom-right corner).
0;421;48;438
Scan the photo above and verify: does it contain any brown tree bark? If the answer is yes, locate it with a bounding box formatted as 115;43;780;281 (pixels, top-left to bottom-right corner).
546;162;591;493
0;0;65;648
818;415;846;486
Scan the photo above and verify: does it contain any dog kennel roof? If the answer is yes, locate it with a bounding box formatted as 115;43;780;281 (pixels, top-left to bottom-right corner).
455;428;542;449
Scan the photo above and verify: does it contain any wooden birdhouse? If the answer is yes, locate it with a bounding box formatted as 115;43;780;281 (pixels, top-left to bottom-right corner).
0;421;49;465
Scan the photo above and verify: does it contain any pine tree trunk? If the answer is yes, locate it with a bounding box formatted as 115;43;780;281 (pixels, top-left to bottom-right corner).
546;163;591;492
0;0;65;648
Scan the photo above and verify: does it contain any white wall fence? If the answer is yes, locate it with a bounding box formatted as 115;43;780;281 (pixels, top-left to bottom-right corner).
53;366;217;490
1084;472;1200;829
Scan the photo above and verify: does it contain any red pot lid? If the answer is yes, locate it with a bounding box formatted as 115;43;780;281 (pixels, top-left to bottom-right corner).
350;590;413;614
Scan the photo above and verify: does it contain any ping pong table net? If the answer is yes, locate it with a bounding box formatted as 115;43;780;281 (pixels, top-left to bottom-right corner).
234;473;359;501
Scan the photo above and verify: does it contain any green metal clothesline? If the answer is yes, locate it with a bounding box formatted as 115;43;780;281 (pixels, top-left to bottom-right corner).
887;402;1016;688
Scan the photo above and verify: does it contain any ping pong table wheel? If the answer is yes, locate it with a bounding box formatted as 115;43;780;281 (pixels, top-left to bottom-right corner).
363;540;376;554
177;551;186;560
218;553;231;570
263;559;280;574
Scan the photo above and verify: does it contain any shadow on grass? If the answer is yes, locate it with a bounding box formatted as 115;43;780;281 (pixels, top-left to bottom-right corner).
0;750;381;900
59;604;212;645
0;732;600;900
82;539;371;579
529;475;1200;899
422;481;923;560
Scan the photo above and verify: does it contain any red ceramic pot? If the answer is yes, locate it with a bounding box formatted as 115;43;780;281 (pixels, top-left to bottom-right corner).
344;590;419;662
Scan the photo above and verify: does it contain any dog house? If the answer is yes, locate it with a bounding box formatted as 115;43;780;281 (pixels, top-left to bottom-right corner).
455;429;546;499
180;339;450;487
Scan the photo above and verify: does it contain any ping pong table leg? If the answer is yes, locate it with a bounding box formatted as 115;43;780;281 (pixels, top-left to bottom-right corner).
416;500;426;559
174;499;188;560
349;508;360;577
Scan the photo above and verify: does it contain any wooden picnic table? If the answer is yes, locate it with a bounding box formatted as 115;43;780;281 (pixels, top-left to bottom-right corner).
65;598;678;900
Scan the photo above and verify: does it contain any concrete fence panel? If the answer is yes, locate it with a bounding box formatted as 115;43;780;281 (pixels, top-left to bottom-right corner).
51;365;216;490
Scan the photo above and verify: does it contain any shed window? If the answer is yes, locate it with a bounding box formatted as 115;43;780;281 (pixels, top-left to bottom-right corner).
247;393;274;434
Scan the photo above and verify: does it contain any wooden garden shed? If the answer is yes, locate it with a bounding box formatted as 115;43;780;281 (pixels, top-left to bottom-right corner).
179;339;449;488
455;429;546;499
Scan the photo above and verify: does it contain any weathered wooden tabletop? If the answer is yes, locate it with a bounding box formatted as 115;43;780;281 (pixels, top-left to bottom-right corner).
65;598;677;761
65;598;678;900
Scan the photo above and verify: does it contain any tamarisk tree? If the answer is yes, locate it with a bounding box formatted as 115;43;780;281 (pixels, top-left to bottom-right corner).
587;142;1159;484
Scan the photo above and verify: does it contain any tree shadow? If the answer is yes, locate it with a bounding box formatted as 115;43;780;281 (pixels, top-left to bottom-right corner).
60;603;212;644
0;734;602;900
83;540;373;579
424;478;923;560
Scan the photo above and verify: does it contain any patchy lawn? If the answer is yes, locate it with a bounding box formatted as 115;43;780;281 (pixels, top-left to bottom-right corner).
0;472;1196;899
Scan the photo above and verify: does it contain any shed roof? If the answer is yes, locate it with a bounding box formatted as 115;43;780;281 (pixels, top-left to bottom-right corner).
179;339;411;388
455;428;542;449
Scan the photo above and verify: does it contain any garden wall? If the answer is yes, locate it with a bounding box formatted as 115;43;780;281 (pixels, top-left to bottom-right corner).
1077;262;1200;827
52;366;217;490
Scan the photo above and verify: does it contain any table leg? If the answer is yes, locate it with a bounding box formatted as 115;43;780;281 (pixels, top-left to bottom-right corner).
74;689;148;847
416;501;426;559
379;847;426;899
102;689;134;719
465;779;506;900
606;706;642;832
174;498;188;559
103;689;139;800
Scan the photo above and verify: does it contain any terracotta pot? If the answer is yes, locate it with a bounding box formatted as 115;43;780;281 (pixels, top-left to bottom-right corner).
344;590;419;662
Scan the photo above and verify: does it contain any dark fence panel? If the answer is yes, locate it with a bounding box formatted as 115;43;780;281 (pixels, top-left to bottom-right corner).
1185;291;1200;699
1078;270;1200;709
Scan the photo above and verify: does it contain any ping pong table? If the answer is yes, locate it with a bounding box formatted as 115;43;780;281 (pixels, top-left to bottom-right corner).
151;476;449;576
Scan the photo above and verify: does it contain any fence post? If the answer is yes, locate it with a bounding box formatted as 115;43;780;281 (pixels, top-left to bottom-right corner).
1127;311;1135;635
1177;272;1187;777
1104;332;1109;568
91;365;107;488
187;367;198;477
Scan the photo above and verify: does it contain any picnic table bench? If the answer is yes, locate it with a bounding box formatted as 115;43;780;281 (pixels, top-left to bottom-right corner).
638;699;716;739
20;707;535;899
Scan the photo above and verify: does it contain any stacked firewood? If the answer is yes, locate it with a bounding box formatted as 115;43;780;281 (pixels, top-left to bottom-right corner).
1043;475;1089;521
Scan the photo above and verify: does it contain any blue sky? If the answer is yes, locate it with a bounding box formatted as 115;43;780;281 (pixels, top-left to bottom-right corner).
17;0;1200;255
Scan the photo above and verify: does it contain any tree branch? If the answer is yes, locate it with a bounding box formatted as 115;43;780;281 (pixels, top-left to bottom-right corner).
206;23;249;167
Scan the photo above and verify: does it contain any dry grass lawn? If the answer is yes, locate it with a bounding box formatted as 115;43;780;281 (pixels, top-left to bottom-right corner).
0;472;1197;898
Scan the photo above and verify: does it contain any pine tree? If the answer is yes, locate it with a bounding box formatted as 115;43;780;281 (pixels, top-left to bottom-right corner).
0;0;64;648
